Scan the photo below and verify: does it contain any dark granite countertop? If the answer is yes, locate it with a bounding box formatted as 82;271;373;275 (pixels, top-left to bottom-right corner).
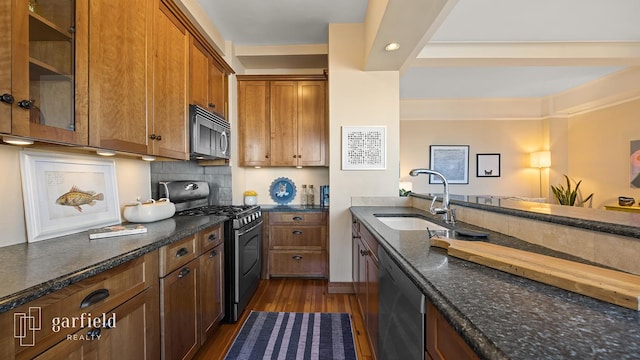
0;215;227;314
260;204;328;212
350;206;640;360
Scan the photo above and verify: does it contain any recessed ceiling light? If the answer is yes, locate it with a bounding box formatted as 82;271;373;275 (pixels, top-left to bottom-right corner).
2;136;34;145
141;155;156;161
384;42;400;51
96;149;116;156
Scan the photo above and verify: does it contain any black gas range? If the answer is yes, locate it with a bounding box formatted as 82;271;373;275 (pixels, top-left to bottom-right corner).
159;181;262;323
176;205;262;231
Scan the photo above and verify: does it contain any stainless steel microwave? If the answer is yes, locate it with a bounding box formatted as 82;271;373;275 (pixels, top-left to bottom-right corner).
189;105;230;160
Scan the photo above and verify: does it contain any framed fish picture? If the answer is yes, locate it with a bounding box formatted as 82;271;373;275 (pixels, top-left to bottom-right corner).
20;150;121;242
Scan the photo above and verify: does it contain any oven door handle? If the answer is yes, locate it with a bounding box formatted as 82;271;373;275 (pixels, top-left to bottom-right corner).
236;220;263;237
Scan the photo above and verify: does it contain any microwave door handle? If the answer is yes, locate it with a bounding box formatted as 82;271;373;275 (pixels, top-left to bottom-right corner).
220;131;228;154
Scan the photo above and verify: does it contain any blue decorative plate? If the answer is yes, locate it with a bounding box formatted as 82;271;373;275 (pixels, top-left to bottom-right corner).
269;177;296;205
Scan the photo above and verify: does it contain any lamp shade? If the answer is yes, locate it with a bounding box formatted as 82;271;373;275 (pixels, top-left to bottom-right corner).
530;151;551;168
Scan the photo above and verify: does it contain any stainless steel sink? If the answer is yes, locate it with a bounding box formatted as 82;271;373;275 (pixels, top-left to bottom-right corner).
374;215;449;231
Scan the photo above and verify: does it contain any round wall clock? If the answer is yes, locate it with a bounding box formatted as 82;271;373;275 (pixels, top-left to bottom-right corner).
269;177;296;205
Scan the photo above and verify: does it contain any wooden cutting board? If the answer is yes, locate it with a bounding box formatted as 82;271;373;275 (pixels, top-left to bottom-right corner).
430;237;640;310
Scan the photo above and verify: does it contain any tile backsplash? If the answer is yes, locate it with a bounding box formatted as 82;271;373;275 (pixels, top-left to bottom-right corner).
150;161;231;205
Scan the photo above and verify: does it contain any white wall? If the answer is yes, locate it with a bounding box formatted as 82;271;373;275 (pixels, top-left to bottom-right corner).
328;23;400;282
0;145;151;247
400;119;545;198
565;99;640;208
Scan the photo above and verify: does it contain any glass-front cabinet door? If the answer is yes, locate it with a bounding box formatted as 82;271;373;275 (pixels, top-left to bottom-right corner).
6;0;87;145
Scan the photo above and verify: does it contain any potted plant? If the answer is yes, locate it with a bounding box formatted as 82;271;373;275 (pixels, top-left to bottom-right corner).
551;175;594;206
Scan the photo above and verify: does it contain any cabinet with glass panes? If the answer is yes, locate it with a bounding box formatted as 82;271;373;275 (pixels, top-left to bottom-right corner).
1;0;87;144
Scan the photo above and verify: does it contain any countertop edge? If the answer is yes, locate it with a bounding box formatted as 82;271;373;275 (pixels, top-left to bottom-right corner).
0;216;228;314
411;193;640;238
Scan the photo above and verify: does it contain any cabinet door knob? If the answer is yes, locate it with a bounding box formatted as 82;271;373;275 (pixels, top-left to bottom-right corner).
292;255;303;260
293;155;297;158
209;249;218;258
0;93;14;104
149;134;157;140
208;102;215;108
17;99;33;109
265;154;270;159
156;135;162;141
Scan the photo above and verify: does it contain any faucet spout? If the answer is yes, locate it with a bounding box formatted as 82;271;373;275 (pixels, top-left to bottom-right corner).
409;168;455;224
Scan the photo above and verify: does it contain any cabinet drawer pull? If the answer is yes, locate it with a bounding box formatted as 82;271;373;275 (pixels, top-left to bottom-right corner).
80;289;110;309
209;249;218;258
176;247;189;258
87;327;102;340
292;216;303;221
292;230;302;235
292;255;303;260
208;233;218;242
178;267;191;278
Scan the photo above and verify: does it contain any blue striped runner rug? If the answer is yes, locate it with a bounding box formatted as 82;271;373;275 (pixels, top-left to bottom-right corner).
224;311;358;360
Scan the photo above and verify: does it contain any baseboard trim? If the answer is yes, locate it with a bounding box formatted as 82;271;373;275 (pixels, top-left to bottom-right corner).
328;282;354;294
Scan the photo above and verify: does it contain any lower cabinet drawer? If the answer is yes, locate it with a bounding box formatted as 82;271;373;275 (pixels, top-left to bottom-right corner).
33;286;160;360
269;250;327;277
0;252;157;360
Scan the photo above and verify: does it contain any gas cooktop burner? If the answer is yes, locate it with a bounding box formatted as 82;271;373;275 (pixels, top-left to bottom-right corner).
176;205;259;218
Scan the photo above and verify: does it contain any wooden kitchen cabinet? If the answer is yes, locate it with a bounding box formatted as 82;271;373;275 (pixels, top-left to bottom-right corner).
0;251;159;360
1;0;88;144
159;225;225;360
190;38;228;118
87;0;153;154
426;301;479;360
34;286;160;360
238;80;270;167
150;0;189;160
237;75;327;167
352;218;379;359
159;235;199;360
268;212;328;278
197;225;225;343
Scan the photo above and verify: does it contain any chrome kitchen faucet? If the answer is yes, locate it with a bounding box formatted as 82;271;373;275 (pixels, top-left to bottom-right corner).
409;169;456;224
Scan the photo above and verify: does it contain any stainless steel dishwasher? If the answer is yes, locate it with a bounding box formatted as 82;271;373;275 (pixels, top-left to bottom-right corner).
379;247;426;360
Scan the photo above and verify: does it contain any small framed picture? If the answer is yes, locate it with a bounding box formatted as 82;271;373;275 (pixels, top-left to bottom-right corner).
429;145;469;184
476;153;501;177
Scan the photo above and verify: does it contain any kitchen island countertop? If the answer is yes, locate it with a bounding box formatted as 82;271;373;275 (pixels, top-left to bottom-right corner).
0;215;227;314
351;206;640;360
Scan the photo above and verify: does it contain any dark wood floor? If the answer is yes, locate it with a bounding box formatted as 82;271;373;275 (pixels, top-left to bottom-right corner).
193;278;373;360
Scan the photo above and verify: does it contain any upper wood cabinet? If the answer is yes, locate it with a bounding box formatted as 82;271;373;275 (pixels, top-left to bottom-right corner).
238;80;270;167
86;0;153;154
151;0;189;160
237;75;327;167
1;0;88;145
189;38;228;118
